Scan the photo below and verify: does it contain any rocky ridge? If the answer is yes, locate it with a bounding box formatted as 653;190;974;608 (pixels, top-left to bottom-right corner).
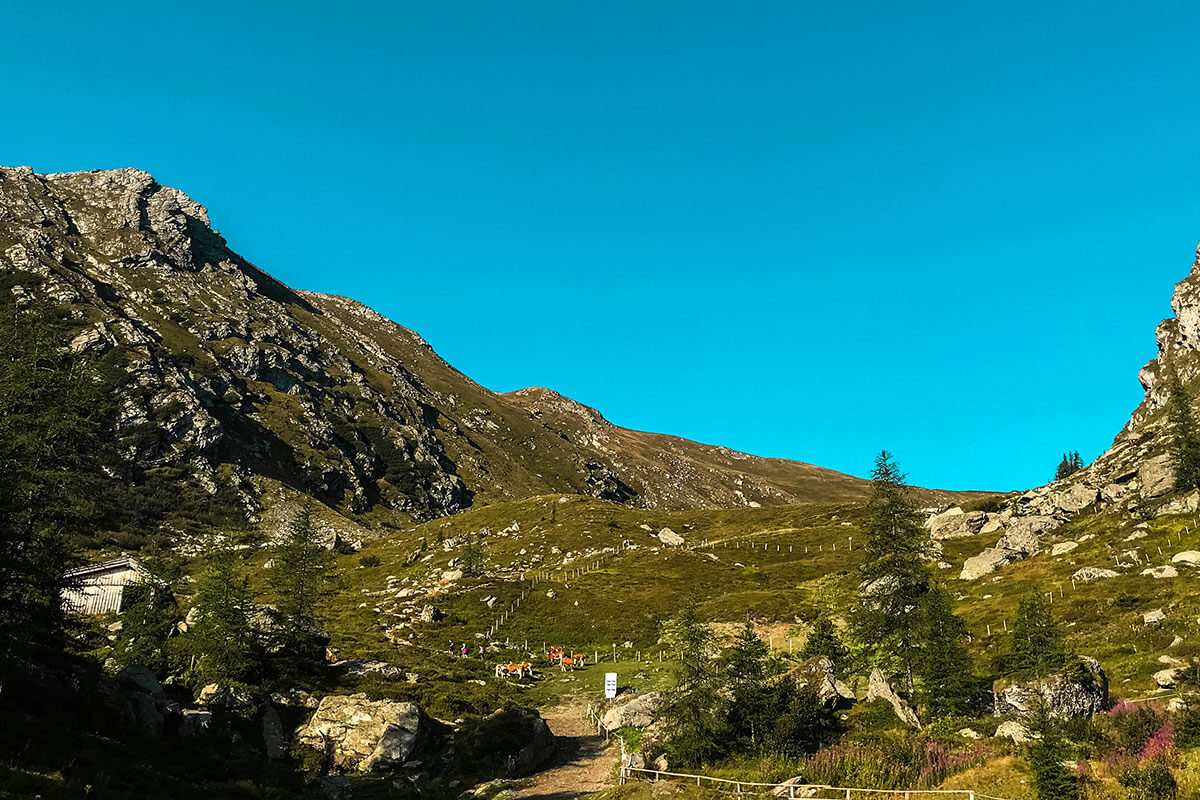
0;166;871;526
927;242;1200;580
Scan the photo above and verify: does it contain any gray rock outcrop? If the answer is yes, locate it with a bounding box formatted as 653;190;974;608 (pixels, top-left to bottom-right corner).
994;657;1109;719
866;669;920;729
296;694;427;772
602;692;662;729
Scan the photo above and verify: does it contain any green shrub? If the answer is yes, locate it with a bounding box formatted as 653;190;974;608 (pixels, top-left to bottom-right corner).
358;554;382;568
1117;759;1177;800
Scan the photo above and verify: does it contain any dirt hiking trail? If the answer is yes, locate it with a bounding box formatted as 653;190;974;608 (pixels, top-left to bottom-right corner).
511;706;615;800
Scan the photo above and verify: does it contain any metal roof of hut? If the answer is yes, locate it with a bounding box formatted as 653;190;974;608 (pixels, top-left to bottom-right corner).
62;556;144;616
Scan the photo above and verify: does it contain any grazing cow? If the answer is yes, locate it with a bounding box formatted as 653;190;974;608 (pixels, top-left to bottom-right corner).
560;656;583;671
495;662;534;679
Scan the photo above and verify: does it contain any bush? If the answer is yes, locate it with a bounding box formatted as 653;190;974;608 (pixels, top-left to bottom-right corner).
1111;706;1165;757
358;554;382;568
1117;759;1177;800
1173;705;1200;748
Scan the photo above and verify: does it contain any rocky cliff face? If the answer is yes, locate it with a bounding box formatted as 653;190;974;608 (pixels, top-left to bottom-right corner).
944;242;1200;579
0;166;869;524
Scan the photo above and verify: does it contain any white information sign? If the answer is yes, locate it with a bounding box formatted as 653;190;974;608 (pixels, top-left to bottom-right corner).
604;672;618;699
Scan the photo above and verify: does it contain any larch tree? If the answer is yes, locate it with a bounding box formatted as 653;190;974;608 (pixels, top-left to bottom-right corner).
1008;587;1068;679
270;505;337;663
849;450;932;696
724;620;772;748
0;273;120;686
659;601;729;766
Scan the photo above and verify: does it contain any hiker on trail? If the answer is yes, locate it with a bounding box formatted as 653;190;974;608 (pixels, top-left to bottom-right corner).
461;643;468;657
479;644;485;656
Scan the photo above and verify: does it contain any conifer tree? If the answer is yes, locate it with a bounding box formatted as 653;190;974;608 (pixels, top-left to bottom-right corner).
189;549;260;684
802;612;849;669
917;586;975;717
850;450;932;695
0;275;119;683
1054;451;1084;481
659;601;729;766
1026;697;1080;800
1166;367;1200;491
270;505;337;662
1008;587;1068;678
724;620;772;748
113;546;183;674
460;531;486;577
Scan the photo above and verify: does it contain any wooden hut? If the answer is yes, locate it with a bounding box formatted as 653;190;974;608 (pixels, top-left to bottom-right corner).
62;557;143;615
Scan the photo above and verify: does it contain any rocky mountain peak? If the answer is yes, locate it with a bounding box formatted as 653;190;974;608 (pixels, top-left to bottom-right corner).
0;167;871;531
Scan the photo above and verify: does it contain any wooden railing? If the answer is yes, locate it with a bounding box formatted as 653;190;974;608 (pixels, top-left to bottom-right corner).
620;766;1012;800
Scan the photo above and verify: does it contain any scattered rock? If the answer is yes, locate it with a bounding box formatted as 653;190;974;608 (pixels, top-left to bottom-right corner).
1072;567;1120;582
771;777;821;798
178;709;212;737
866;669;920;728
1172;551;1200;565
1154;667;1185;689
657;528;685;546
994;720;1034;743
958;727;981;739
198;683;254;714
1144;609;1166;625
262;704;286;759
418;606;445;623
1050;541;1078;556
1142;565;1178;579
790;657;856;710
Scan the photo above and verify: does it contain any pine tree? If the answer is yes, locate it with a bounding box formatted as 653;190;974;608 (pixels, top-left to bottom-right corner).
1008;587;1068;679
270;505;337;662
113;546;183;674
460;531;486;577
0;276;120;683
1166;367;1200;491
850;450;932;696
917;585;975;718
1054;451;1085;481
659;601;729;766
761;682;838;759
802;612;849;668
1026;697;1080;800
724;620;772;748
189;549;260;685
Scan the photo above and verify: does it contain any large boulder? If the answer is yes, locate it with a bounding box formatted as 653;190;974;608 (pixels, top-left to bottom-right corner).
866;669;920;729
115;665;170;739
1140;455;1174;498
960;516;1060;580
994;720;1034;743
789;657;855;710
927;508;989;540
296;694;427;772
503;708;556;777
602;692;662;729
994;657;1109;719
960;547;1018;581
116;665;166;699
198;683;254;714
1053;485;1099;514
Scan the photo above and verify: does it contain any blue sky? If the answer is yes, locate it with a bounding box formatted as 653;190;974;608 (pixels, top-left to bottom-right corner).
6;1;1200;490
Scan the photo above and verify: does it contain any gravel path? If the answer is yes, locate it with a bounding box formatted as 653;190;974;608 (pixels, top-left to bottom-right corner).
510;707;615;800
